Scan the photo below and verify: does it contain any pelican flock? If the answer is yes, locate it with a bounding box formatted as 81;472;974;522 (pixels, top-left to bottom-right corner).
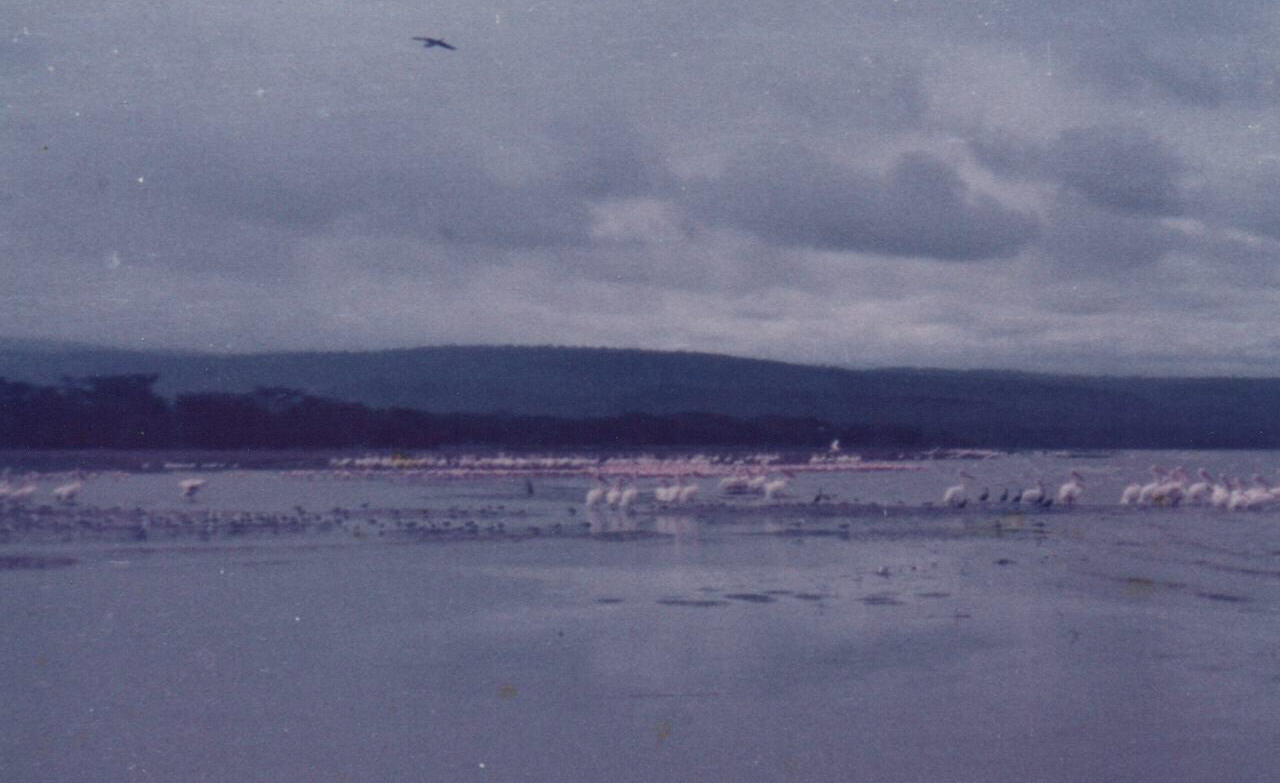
936;463;1280;512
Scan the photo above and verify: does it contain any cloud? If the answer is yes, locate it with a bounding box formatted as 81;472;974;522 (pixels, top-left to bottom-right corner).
1038;194;1180;271
1195;160;1280;243
1047;126;1185;216
971;125;1185;217
686;144;1038;261
5;0;1280;374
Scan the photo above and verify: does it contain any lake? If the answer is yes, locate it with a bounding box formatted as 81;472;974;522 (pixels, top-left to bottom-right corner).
3;449;1279;781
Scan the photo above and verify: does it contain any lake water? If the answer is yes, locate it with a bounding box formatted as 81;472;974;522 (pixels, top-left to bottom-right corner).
3;449;1280;781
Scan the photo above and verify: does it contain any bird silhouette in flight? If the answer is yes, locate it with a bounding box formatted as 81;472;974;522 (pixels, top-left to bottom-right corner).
413;37;456;50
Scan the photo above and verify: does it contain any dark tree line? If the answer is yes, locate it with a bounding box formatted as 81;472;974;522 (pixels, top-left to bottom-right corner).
0;375;928;450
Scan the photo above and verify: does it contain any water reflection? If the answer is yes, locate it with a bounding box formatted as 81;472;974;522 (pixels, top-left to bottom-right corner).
654;515;699;541
5;451;1280;781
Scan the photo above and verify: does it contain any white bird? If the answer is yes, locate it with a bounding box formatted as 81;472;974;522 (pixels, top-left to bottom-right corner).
605;478;624;507
7;483;36;503
52;480;83;504
1227;477;1250;511
179;478;206;500
719;472;750;495
1243;474;1274;509
1137;466;1166;505
762;476;789;501
618;479;638;510
942;471;972;508
1153;467;1187;507
1209;475;1232;508
1019;480;1045;505
1119;482;1142;505
654;478;676;504
1057;470;1085;507
584;476;608;507
1184;469;1214;505
676;476;699;504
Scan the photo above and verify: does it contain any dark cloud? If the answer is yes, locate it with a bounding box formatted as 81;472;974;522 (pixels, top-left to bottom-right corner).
1038;193;1179;271
972;125;1184;217
1078;46;1233;108
5;0;1280;372
1197;161;1280;242
1047;126;1184;216
687;145;1038;261
1065;20;1280;108
548;109;670;199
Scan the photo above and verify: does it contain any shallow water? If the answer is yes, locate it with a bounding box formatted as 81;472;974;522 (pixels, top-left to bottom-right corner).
3;450;1280;781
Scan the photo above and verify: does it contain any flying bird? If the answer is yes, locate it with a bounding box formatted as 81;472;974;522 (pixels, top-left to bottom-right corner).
413;37;456;50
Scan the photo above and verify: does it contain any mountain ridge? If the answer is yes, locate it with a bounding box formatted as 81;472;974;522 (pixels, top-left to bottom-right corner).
2;342;1279;447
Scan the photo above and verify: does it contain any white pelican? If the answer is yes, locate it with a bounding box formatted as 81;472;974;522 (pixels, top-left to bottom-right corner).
763;476;789;501
941;476;970;508
1184;469;1214;505
605;478;624;507
1057;471;1085;507
585;476;608;507
1137;466;1166;505
676;476;699;504
618;479;638;510
7;484;36;503
654;479;676;504
179;478;207;500
52;480;83;504
1019;480;1045;505
1209;474;1232;508
1243;474;1274;509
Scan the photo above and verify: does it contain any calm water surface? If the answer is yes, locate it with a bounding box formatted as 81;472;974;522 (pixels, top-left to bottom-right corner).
3;450;1279;782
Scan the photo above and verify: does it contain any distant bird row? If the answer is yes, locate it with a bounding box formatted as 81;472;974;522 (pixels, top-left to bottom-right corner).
718;471;790;500
941;471;1085;509
1120;466;1280;510
0;477;206;504
942;464;1280;511
0;482;38;503
586;476;701;509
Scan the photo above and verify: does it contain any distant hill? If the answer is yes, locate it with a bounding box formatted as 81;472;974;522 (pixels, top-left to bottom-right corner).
1;342;1279;448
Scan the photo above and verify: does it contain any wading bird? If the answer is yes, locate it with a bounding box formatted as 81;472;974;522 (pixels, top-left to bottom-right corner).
179;478;207;501
1057;471;1085;507
1019;480;1045;506
942;470;973;508
52;480;83;504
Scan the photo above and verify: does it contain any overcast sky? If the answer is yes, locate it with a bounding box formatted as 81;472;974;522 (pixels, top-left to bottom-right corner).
4;1;1280;374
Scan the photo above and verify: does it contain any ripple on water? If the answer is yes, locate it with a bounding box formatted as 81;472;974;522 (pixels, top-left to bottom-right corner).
862;592;904;606
0;554;78;570
656;598;729;608
724;593;777;603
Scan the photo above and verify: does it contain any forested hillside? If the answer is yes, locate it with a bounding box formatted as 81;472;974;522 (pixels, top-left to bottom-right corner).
2;343;1279;448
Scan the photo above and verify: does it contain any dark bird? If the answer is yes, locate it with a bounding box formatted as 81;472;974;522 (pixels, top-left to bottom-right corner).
413;37;456;50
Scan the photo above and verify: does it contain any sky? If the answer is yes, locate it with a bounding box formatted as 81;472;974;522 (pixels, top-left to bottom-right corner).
4;1;1280;375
